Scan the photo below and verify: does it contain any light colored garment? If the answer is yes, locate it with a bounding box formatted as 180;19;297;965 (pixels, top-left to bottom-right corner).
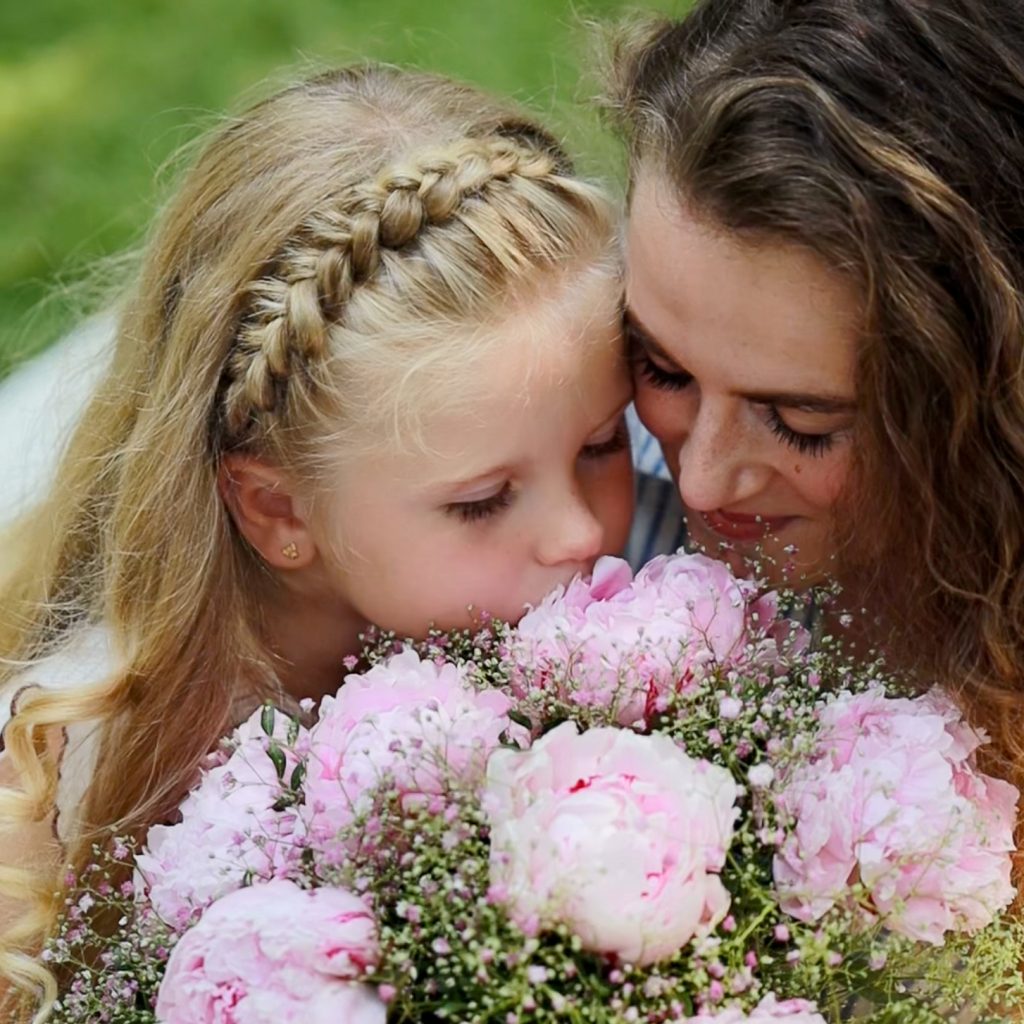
0;315;113;526
0;324;115;845
625;407;687;568
0;627;113;846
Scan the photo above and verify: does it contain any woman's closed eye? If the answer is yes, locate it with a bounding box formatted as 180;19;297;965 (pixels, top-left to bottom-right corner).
444;482;514;523
762;405;838;457
636;350;694;391
626;321;694;392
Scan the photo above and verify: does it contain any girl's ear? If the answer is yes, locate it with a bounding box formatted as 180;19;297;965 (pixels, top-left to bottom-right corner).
218;455;317;569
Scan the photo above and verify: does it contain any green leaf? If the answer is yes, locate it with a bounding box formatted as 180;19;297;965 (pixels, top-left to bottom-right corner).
260;704;276;737
266;740;287;780
507;709;533;732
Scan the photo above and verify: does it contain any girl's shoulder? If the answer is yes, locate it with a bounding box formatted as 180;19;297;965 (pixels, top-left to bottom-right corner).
1;624;120;844
0;625;119;736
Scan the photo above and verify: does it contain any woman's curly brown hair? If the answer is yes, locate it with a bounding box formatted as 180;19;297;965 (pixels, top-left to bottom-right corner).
605;0;1024;816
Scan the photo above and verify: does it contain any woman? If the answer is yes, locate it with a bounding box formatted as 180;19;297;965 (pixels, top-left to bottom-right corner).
610;0;1024;797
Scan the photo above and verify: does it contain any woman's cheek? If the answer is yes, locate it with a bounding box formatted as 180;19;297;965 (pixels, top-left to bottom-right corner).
795;446;853;511
633;384;680;445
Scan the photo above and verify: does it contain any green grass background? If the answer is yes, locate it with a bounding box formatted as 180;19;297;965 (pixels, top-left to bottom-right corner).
0;0;683;379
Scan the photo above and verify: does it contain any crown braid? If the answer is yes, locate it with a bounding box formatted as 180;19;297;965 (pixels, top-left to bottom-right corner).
220;137;560;441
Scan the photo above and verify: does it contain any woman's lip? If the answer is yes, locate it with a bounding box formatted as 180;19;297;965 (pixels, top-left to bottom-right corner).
700;509;795;542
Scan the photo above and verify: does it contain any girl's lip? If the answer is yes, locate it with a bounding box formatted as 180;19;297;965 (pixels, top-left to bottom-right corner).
700;509;795;542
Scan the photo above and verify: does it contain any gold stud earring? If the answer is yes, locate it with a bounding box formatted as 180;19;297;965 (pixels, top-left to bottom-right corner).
281;542;299;561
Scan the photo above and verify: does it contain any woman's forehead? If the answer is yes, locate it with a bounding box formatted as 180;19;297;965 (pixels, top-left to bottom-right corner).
625;172;860;394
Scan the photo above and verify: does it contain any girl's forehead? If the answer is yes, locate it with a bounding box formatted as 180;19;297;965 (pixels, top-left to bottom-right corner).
428;264;625;409
331;262;627;477
349;324;630;494
439;317;627;431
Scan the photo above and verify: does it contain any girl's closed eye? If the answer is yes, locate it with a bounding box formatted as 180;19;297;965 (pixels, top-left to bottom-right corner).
444;482;514;523
580;417;630;460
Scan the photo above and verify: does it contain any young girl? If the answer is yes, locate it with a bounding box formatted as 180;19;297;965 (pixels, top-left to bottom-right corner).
0;64;634;1013
608;0;1024;828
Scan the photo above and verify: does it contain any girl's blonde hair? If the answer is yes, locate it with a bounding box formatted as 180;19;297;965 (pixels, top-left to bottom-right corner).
0;64;614;1014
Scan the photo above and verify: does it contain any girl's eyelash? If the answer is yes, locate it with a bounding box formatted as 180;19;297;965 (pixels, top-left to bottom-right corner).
445;483;514;523
764;406;836;457
580;422;630;460
445;424;626;525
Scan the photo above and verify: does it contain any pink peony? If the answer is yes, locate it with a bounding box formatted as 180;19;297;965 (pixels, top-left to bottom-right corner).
304;648;520;850
510;553;796;727
690;995;826;1022
773;687;1018;943
135;708;309;931
155;879;382;1024
485;722;739;965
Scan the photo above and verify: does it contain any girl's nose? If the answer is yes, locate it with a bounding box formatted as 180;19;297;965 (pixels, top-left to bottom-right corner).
536;492;604;568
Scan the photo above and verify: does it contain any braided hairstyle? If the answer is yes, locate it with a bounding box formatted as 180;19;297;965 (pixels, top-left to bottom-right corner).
0;64;614;1016
219;135;588;448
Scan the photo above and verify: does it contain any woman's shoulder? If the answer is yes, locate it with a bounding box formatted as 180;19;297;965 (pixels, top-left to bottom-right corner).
627;471;688;569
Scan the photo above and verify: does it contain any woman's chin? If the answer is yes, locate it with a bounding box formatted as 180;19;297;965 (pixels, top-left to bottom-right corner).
684;513;833;589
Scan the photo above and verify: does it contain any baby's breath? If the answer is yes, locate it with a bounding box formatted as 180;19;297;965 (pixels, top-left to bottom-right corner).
38;574;1024;1023
36;839;176;1024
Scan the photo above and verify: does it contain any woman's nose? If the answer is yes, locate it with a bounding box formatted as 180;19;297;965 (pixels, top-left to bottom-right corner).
675;399;771;512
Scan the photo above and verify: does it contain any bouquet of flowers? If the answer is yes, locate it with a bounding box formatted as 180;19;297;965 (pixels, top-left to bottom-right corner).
40;553;1024;1023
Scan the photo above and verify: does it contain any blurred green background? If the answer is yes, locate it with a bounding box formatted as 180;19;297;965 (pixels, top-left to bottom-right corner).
0;0;683;379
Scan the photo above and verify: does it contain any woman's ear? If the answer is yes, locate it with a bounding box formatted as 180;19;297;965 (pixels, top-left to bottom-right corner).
218;455;316;569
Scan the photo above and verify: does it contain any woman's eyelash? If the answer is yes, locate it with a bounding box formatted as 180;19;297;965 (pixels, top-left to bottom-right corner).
580;422;630;460
445;483;514;523
629;340;694;392
764;406;836;457
638;355;694;391
627;319;839;458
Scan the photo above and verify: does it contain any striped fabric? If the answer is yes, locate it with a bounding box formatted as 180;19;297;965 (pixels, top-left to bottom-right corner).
625;407;688;569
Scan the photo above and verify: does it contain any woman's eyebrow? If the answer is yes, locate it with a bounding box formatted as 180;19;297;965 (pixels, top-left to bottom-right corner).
624;306;856;415
623;307;678;365
742;388;857;414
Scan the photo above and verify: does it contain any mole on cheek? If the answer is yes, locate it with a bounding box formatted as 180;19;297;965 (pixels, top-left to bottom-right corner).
794;464;802;474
